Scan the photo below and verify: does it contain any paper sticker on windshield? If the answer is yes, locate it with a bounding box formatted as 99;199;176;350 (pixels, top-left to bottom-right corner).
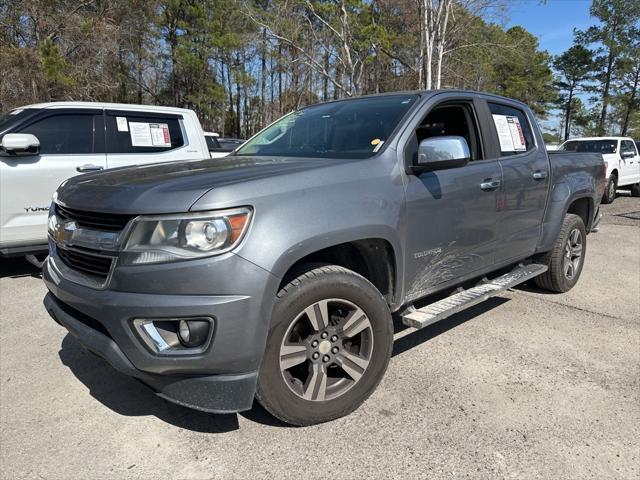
493;114;526;152
116;116;128;132
150;123;171;147
129;122;153;146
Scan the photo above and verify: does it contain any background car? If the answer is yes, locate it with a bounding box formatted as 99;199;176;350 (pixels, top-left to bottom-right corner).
0;102;209;263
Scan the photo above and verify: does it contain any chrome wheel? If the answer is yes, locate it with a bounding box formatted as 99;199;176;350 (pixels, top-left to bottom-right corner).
563;228;583;280
279;298;374;402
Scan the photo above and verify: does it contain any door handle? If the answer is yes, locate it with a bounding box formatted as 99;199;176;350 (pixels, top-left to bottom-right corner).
532;170;548;180
480;179;501;191
76;164;104;172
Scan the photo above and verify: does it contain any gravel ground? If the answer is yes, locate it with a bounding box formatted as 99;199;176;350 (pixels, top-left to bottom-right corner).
1;195;638;480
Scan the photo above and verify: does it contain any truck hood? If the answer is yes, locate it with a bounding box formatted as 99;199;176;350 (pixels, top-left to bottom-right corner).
56;156;341;214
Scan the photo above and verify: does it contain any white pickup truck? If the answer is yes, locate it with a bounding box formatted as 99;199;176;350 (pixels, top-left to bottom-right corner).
0;102;210;261
559;136;640;203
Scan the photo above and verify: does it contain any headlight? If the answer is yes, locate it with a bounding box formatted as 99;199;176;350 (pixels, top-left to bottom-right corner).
121;207;252;265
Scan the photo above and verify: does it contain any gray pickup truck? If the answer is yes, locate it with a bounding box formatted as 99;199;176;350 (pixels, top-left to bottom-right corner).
43;91;604;425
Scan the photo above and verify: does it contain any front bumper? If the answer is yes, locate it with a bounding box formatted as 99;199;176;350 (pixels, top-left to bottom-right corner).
42;253;279;413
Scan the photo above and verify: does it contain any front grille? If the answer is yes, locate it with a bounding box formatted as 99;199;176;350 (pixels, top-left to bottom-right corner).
57;246;114;279
55;204;133;232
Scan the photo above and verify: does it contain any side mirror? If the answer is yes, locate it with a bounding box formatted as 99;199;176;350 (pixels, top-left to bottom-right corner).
621;150;634;159
410;136;470;174
0;133;40;156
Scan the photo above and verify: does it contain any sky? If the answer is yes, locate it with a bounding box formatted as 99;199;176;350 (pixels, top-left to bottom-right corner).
507;0;594;55
506;0;596;134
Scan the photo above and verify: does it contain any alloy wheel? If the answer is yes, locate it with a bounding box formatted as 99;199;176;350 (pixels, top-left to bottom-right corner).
279;298;374;402
563;228;583;280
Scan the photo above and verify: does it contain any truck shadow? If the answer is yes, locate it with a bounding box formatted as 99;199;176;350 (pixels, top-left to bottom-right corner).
58;334;291;432
391;296;510;357
58;296;509;432
0;257;41;279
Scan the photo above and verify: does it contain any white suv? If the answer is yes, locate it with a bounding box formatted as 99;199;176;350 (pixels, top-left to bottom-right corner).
559;137;640;203
0;102;210;260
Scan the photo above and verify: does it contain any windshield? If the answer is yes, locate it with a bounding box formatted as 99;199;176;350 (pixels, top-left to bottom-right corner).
560;139;618;154
236;95;418;159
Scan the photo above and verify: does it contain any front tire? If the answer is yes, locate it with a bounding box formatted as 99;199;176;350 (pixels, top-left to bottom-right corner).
602;174;617;204
534;213;586;293
630;183;640;197
256;265;393;426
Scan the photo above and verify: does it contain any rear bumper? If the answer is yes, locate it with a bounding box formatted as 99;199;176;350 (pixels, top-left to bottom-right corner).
44;292;257;413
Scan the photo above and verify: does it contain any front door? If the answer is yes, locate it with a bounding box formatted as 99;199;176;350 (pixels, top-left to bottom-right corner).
0;111;106;247
402;98;502;301
619;139;640;186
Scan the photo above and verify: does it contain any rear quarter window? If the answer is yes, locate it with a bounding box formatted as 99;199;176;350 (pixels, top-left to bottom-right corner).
106;113;184;154
488;102;535;157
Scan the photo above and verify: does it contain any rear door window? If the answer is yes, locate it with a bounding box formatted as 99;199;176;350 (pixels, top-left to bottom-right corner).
488;103;535;156
105;112;185;153
17;113;100;155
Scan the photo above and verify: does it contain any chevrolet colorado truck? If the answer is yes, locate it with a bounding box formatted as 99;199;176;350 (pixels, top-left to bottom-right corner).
43;91;604;426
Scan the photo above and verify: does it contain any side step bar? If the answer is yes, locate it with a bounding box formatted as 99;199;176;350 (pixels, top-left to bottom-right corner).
402;263;547;329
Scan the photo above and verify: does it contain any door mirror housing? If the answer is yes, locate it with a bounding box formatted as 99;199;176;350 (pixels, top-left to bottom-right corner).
410;136;470;174
621;150;635;159
0;133;40;156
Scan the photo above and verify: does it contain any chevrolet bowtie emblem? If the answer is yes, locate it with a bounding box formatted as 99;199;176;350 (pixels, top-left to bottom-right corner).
54;220;77;245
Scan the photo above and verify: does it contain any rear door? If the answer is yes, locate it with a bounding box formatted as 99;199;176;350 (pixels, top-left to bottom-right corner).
0;109;106;247
105;110;195;168
484;101;549;263
619;139;640;186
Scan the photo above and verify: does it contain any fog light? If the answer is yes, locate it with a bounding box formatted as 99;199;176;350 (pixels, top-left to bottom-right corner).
177;319;210;348
133;317;213;353
178;320;190;344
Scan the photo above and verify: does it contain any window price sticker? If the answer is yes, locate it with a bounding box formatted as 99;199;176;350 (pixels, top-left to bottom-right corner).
128;122;171;147
492;114;526;152
150;123;171;147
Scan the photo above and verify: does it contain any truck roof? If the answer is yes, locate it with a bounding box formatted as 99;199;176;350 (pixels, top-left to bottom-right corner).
17;101;194;115
564;137;634;142
299;89;532;110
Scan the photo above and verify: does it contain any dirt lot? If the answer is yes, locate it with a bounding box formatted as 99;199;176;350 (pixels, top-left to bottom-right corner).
1;195;638;480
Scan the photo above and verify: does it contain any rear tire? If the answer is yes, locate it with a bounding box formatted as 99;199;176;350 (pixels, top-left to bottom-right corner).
534;213;586;293
630;183;640;197
602;174;617;204
256;265;393;426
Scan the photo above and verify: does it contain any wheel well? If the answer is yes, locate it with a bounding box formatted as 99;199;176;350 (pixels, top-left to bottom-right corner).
280;239;396;305
567;197;591;228
609;169;618;178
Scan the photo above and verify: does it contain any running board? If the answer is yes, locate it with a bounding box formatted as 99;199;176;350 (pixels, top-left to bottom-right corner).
402;263;547;329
